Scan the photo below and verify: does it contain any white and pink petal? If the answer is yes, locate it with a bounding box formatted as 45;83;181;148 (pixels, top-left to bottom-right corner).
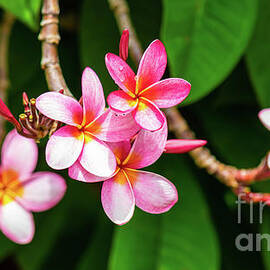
259;108;270;130
87;109;139;142
1;130;38;179
79;133;116;177
140;78;191;108
123;120;167;169
136;40;167;91
36;92;83;126
126;169;178;214
0;201;35;244
107;90;138;113
105;53;136;95
46;126;84;170
17;172;66;212
68;160;109;182
81;67;105;124
132;98;165;131
101;170;135;225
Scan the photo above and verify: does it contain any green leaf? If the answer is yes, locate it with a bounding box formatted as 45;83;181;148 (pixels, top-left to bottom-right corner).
109;155;220;270
161;0;257;104
0;0;41;30
246;0;270;107
9;21;41;91
76;211;114;270
260;208;270;269
79;0;119;97
80;0;162;98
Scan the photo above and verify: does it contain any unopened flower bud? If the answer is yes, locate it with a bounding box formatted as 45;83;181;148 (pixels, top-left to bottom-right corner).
119;29;129;61
164;139;207;154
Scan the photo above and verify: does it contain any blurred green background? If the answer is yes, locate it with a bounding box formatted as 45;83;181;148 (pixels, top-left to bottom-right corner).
0;0;270;269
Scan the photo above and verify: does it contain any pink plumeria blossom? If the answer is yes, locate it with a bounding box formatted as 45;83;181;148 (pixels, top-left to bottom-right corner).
105;39;191;131
164;139;207;154
259;108;270;168
36;67;139;177
69;120;178;225
0;130;66;244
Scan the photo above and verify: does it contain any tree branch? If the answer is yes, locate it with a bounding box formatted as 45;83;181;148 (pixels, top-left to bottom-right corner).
0;12;15;141
38;0;73;97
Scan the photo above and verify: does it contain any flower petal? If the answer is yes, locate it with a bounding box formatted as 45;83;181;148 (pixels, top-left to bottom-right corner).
164;139;207;154
259;109;270;130
79;133;116;177
107;90;138;113
107;141;131;162
101;170;135;225
132;98;165;131
16;172;66;212
105;53;136;95
68;160;108;182
123;121;167;169
126;169;178;214
81;67;105;124
140;78;191;108
46;126;84;170
0;201;34;244
87;109;139;142
1;130;38;179
136;40;167;91
36;92;83;126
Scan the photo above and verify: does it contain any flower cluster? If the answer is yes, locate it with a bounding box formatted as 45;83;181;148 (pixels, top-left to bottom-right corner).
0;30;207;238
35;30;206;225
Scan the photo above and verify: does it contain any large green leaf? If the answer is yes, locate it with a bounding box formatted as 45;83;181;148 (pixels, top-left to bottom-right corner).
76;211;114;270
79;0;119;97
0;0;41;30
80;0;162;98
246;0;270;107
161;0;257;104
109;155;219;270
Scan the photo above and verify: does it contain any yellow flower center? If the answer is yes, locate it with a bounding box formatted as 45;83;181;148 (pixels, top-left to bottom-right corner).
0;169;24;205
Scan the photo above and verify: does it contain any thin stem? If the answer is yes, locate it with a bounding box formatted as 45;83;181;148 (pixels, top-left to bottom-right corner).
0;13;15;141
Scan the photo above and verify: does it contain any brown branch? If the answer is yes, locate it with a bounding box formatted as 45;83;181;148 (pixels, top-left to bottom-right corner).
0;13;15;141
107;0;270;192
38;0;73;97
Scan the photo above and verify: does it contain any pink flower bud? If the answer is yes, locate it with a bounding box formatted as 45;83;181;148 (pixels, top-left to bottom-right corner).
119;29;129;61
0;98;22;131
164;139;207;154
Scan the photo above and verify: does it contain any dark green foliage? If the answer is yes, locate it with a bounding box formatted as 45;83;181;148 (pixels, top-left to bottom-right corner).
0;0;269;269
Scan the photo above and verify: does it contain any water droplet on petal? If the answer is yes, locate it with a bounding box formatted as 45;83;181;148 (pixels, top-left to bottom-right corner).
119;66;124;71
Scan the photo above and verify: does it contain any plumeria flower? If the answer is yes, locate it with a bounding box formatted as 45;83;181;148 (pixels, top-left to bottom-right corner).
105;39;191;131
259;108;270;168
36;67;139;177
0;130;66;244
69;120;177;225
